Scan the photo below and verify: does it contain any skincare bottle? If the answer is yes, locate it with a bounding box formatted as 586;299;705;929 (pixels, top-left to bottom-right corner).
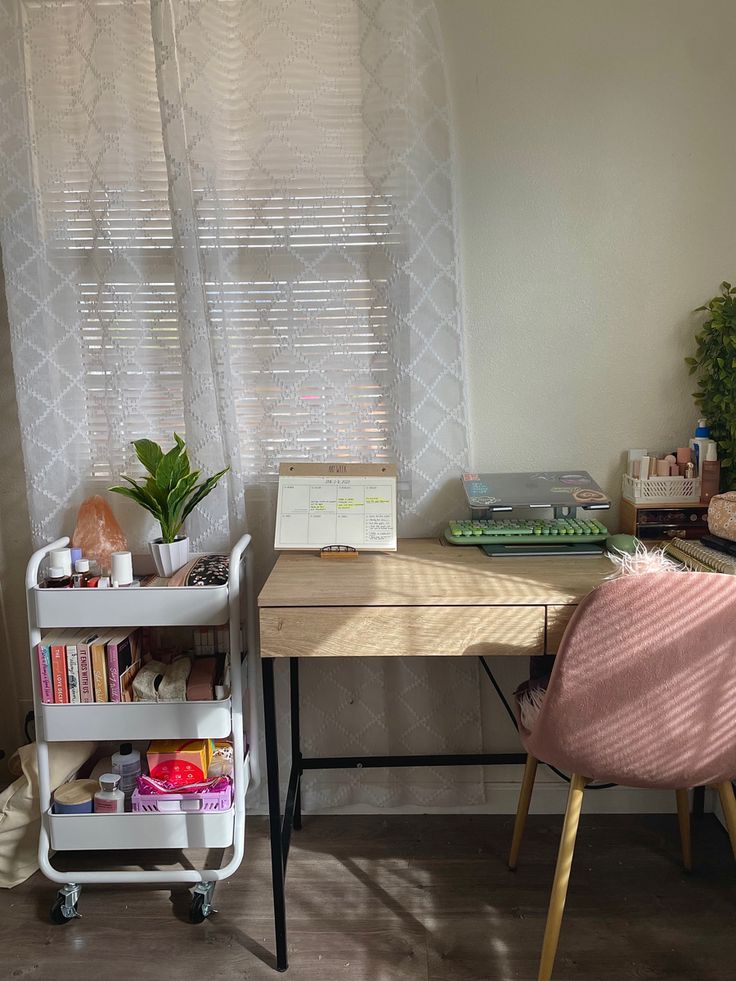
72;558;92;588
111;743;141;806
93;773;125;813
690;419;711;478
46;566;72;589
49;548;72;577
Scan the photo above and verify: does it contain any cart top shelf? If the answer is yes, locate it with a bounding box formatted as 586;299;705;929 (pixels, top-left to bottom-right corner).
31;580;230;627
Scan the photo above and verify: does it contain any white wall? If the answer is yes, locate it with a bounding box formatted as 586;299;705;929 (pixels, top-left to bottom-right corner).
436;0;736;798
439;0;736;527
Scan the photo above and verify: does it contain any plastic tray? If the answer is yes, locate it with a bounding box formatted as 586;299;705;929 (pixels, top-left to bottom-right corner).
622;474;701;505
132;782;233;813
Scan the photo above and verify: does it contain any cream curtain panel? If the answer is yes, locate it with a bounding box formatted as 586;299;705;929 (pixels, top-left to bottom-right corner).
0;0;481;807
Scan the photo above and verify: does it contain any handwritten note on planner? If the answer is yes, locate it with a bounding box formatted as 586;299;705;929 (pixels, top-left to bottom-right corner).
274;464;397;551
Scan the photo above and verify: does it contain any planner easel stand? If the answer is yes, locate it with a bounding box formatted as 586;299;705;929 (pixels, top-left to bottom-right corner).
25;533;259;924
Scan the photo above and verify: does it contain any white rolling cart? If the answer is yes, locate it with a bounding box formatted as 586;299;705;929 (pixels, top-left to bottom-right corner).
25;532;260;924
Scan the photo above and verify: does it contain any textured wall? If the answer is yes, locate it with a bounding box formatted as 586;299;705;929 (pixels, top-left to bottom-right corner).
440;0;736;528
438;0;736;769
0;253;34;778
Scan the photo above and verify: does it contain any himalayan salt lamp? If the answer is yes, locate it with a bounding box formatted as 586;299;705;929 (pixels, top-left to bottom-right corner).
71;495;128;575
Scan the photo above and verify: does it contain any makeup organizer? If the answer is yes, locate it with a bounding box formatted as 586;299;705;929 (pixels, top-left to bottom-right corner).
25;533;259;925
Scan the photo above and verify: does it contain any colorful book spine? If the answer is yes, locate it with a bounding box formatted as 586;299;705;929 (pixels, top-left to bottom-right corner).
106;636;125;703
36;643;53;704
66;642;81;704
50;644;69;704
91;638;108;703
77;636;95;704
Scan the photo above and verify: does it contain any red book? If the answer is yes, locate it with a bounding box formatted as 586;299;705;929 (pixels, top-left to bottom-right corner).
50;643;69;704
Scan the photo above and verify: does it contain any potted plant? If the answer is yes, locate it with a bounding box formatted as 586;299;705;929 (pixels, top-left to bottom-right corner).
109;434;229;576
686;280;736;491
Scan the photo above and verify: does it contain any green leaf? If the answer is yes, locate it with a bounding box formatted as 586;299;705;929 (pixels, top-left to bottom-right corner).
132;439;163;478
168;471;201;515
180;468;230;523
109;483;163;523
155;442;187;494
684;357;698;366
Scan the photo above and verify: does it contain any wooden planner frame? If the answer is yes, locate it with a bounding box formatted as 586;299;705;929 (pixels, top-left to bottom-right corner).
274;462;398;552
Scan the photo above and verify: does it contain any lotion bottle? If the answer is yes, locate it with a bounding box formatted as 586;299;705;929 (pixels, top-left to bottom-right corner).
112;743;141;806
690;419;711;478
93;773;125;813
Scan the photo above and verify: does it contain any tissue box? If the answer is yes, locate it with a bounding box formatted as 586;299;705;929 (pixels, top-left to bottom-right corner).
146;739;214;787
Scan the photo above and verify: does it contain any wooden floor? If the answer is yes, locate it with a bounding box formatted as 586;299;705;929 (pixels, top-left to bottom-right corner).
2;813;736;981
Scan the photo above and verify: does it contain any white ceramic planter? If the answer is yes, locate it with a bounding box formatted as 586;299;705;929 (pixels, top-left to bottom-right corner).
149;536;189;577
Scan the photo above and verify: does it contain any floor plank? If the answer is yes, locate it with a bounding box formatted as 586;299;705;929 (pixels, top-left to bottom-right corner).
1;814;735;980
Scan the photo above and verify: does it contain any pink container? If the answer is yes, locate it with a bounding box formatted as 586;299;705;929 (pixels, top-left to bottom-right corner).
131;778;232;813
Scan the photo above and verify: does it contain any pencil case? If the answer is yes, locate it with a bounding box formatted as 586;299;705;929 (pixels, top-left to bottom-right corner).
707;492;736;542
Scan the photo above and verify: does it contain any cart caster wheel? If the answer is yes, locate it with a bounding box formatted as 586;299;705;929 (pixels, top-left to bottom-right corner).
51;897;79;924
189;893;208;924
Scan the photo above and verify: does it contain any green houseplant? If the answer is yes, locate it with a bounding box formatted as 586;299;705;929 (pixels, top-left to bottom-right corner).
109;434;228;576
686;281;736;493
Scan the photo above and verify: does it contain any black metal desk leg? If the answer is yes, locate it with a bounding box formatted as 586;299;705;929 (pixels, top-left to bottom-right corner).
693;786;705;819
290;657;302;831
262;658;288;972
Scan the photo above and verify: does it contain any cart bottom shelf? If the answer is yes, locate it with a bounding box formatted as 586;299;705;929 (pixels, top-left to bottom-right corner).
47;807;236;850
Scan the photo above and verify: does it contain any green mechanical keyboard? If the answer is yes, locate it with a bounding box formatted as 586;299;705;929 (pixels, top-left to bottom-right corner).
445;517;610;546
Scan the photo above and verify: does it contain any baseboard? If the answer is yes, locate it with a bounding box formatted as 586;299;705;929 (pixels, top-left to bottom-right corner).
250;770;707;816
299;782;682;816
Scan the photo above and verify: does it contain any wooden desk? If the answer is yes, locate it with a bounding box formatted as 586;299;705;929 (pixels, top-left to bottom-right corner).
258;538;613;971
260;537;613;659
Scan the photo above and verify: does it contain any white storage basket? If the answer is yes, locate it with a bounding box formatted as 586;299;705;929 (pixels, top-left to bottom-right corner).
622;473;701;505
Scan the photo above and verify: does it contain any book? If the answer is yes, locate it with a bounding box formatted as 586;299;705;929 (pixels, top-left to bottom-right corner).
76;632;98;704
120;659;142;703
90;633;112;703
50;642;69;703
106;630;139;703
665;538;736;575
36;642;53;704
664;543;713;573
66;640;81;704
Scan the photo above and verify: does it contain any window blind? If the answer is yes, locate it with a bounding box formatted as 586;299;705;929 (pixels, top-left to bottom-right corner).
27;0;399;481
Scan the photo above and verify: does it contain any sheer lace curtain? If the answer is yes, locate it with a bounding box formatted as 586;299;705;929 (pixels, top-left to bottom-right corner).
0;0;481;806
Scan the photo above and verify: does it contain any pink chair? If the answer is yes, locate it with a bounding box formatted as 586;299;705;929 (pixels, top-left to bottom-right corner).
509;571;736;981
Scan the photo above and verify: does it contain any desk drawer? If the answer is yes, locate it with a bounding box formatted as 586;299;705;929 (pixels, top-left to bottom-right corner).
259;606;545;658
546;605;577;653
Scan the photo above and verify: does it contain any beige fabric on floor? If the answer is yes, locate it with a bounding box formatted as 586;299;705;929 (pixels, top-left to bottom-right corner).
0;741;95;888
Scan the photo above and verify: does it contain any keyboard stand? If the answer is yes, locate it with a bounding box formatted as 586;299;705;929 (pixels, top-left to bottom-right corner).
482;542;606;557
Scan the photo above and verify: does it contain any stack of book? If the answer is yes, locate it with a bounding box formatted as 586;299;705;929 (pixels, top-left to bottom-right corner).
36;629;141;705
664;537;736;574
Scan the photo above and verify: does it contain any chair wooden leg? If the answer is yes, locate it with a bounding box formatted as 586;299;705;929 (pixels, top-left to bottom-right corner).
675;789;692;871
509;755;539;870
537;774;587;981
717;781;736;860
